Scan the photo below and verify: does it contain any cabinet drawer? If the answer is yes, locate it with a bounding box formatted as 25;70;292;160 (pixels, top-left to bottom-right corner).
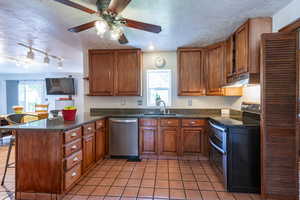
65;150;82;171
64;164;81;190
182;119;206;127
83;123;95;135
96;120;105;129
160;119;179;127
140;118;157;127
64;139;82;157
64;127;82;144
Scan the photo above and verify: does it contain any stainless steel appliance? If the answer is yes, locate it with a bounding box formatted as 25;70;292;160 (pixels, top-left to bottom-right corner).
109;118;139;159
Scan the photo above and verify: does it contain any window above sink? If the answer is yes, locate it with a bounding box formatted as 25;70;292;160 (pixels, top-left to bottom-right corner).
146;69;172;107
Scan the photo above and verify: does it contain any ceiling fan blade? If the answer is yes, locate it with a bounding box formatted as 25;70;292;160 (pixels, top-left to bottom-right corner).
123;18;162;33
53;0;96;14
119;33;129;44
108;0;131;14
68;21;97;33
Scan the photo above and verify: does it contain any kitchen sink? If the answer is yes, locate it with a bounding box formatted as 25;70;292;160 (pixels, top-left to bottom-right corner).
143;113;181;116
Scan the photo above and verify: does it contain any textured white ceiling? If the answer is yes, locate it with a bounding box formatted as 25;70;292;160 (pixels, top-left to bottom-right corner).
0;0;293;73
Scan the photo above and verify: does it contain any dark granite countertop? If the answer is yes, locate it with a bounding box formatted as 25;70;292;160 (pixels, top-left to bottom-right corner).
0;111;259;131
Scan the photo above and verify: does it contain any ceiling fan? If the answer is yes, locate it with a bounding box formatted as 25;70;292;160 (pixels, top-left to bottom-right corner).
53;0;162;44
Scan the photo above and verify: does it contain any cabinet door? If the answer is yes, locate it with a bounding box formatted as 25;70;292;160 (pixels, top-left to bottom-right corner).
181;128;203;154
89;50;115;96
95;129;105;161
115;50;141;96
139;127;158;155
159;127;179;156
82;134;95;172
235;23;249;75
206;43;225;95
178;49;205;96
225;36;234;79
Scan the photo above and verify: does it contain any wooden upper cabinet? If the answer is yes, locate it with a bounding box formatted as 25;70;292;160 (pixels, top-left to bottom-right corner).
235;22;249;75
225;36;234;80
88;49;141;96
89;50;115;96
234;17;272;77
178;48;205;96
205;42;226;96
115;50;141;96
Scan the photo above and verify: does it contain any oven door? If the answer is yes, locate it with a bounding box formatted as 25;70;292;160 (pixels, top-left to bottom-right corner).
208;121;227;188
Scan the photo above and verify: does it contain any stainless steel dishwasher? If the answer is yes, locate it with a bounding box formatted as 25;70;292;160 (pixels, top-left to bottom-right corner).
109;118;139;160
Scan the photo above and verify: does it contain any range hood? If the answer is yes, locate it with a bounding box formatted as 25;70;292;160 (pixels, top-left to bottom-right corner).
224;73;260;87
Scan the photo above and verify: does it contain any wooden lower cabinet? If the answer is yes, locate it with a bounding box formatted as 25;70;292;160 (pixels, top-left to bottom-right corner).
181;128;206;156
82;133;95;172
95;128;106;161
159;127;179;156
139;126;158;155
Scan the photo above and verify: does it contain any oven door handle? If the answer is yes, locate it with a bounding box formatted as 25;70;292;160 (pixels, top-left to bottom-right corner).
209;139;226;154
208;121;226;132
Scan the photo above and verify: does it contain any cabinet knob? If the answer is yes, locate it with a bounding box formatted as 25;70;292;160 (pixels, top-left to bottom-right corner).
71;145;77;150
191;121;195;124
73;157;79;162
71;172;77;177
87;127;92;131
71;133;77;137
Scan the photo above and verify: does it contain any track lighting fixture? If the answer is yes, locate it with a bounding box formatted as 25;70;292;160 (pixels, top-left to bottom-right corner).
18;43;63;68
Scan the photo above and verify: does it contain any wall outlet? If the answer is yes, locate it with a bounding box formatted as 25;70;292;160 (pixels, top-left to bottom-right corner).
121;97;126;105
137;99;143;106
188;98;193;106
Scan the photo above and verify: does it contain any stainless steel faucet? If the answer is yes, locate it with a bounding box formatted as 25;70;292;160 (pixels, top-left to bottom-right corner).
156;99;167;114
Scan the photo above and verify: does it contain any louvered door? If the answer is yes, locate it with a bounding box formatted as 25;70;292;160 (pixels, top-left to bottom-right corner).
261;32;298;200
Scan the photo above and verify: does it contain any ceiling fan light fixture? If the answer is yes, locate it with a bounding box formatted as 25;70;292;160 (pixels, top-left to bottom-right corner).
95;19;109;35
110;26;123;40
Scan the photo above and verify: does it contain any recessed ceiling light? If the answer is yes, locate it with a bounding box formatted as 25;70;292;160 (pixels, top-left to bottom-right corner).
149;44;155;51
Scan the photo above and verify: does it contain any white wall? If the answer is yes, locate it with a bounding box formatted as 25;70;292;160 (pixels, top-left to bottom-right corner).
272;0;300;32
231;85;260;110
0;73;84;114
84;51;239;111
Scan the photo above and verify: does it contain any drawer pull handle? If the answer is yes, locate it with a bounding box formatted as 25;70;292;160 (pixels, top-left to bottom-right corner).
87;127;92;131
71;145;77;150
191;121;195;124
72;172;77;177
71;133;77;137
73;157;79;162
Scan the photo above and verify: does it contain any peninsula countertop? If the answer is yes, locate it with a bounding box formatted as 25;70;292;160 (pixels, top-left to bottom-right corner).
0;111;260;131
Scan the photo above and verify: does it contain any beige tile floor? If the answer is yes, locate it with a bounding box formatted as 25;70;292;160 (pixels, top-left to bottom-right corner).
0;137;295;200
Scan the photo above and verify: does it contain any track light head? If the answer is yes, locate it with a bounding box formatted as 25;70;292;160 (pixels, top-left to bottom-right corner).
44;54;50;64
26;48;34;60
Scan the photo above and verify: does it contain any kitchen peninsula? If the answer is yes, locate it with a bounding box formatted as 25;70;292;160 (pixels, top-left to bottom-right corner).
0;108;260;199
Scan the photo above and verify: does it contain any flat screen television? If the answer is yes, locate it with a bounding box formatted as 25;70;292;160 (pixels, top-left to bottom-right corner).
46;78;75;95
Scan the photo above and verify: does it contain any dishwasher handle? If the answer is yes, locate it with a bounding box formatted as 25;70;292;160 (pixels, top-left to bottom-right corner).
110;119;138;123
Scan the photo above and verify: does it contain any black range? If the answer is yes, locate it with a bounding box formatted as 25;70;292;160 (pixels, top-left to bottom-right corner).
208;102;261;193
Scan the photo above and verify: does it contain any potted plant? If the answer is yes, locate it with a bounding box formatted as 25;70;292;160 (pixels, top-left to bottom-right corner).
62;106;77;121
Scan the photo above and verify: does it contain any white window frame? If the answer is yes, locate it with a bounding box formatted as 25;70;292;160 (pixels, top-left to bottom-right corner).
146;69;172;107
